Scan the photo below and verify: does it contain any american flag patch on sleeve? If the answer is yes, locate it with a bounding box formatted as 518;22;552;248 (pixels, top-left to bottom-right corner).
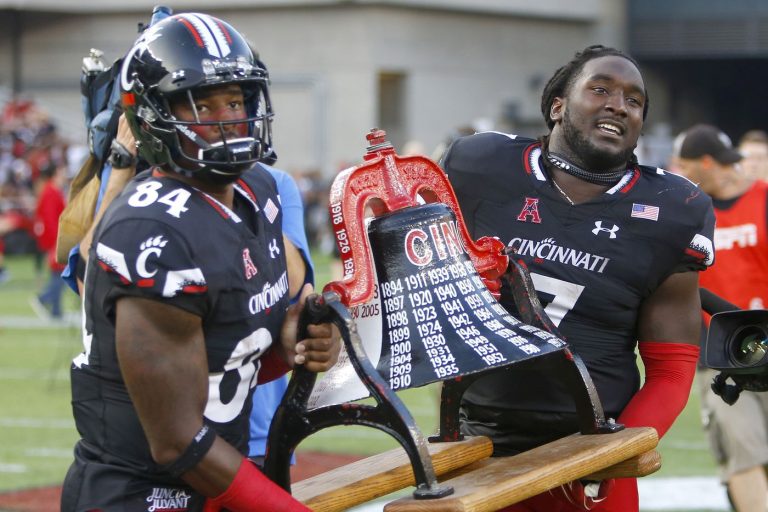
631;203;660;221
264;198;279;224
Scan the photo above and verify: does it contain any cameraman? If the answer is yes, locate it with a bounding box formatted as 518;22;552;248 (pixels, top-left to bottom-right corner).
674;124;768;512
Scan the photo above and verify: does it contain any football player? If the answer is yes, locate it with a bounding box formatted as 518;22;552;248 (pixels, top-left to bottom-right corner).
61;13;337;512
443;45;715;511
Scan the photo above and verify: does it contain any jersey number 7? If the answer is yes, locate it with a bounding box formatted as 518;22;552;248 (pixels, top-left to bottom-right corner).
529;273;585;327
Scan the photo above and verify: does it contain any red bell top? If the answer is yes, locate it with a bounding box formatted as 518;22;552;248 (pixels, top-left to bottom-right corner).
323;129;507;306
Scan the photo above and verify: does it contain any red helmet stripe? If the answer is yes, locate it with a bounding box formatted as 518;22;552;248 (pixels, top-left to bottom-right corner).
178;17;205;47
215;19;233;44
185;13;231;58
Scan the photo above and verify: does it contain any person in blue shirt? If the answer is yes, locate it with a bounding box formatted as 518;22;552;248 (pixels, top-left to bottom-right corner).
249;165;314;465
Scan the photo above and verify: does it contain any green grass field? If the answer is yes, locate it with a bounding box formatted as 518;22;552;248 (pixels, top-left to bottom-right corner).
0;253;722;510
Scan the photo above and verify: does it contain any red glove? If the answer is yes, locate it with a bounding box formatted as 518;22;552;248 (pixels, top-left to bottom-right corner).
549;479;615;510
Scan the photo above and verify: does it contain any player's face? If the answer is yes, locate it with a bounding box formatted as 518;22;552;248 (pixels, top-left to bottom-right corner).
170;84;249;154
558;56;645;170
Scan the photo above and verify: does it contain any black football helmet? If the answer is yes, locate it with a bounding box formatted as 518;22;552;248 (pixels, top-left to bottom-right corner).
120;13;275;183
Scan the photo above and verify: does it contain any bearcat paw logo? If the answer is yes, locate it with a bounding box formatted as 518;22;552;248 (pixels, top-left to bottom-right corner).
136;236;168;279
140;236;168;251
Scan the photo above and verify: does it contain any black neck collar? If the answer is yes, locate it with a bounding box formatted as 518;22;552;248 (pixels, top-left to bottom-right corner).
545;152;628;186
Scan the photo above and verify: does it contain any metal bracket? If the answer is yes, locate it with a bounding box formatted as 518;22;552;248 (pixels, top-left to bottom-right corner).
263;291;453;499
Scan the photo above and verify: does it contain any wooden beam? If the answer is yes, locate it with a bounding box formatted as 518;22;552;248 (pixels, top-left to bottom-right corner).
384;427;658;512
294;436;493;512
585;448;661;480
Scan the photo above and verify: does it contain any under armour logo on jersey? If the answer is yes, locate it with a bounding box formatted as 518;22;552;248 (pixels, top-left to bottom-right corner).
517;197;542;223
268;239;281;259
172;70;185;81
243;248;258;279
592;221;619;239
136;236;168;284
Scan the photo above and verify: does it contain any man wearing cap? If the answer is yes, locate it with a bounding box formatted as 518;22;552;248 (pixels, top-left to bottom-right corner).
675;123;768;512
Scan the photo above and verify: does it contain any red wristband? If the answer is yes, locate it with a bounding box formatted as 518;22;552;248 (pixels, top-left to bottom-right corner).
205;458;309;512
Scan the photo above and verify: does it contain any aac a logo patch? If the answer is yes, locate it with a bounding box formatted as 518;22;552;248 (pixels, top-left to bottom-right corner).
517;197;542;223
243;248;258;279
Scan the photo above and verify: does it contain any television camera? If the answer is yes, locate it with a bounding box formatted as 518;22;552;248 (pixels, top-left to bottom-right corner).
701;289;768;404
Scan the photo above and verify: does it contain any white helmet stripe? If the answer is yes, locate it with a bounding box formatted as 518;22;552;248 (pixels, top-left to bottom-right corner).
184;13;231;58
201;15;234;57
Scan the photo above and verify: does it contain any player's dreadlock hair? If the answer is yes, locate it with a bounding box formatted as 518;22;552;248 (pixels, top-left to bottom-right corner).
540;45;649;132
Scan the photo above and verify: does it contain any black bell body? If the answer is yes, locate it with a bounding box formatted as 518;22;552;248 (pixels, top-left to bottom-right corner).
367;203;566;390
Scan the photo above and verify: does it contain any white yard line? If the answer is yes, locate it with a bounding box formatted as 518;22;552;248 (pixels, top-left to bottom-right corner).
0;418;74;429
24;448;74;458
0;368;69;380
638;476;729;510
662;440;710;450
0;314;81;329
0;463;27;473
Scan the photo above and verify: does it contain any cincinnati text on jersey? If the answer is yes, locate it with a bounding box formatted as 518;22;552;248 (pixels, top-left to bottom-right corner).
508;237;610;273
248;271;289;314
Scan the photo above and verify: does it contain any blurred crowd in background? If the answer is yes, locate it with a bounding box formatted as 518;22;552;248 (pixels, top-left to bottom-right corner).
0;99;73;277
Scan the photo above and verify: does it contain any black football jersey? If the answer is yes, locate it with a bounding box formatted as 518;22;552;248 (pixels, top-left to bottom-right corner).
442;132;715;451
70;167;289;480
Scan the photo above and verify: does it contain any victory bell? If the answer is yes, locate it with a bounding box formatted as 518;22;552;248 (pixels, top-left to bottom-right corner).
263;130;621;499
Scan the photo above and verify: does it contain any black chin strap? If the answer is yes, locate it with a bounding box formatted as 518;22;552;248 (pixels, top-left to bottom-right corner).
175;123;212;153
546;152;628;186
